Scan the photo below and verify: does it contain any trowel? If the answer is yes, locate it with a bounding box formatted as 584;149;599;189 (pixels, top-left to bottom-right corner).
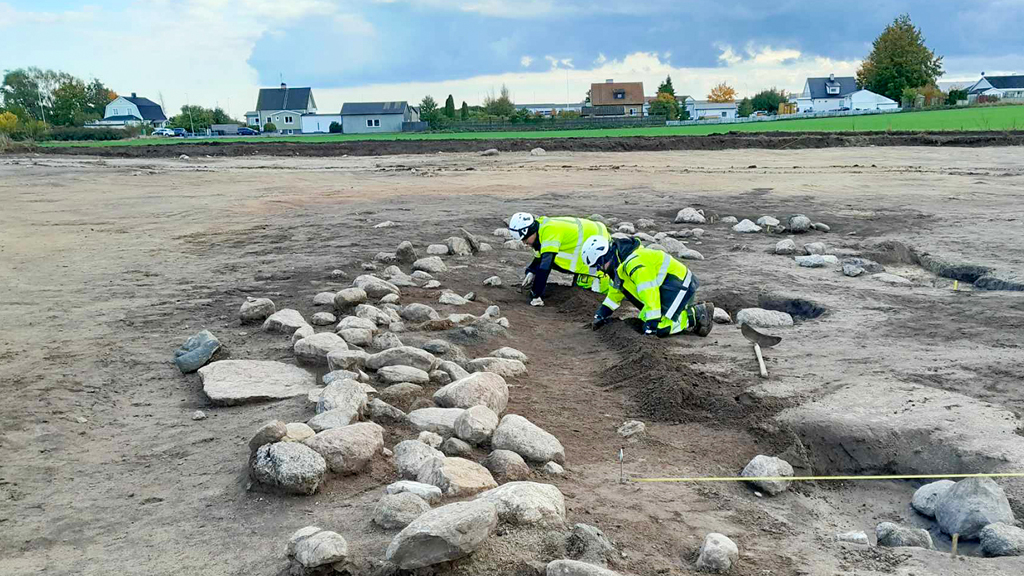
741;323;782;378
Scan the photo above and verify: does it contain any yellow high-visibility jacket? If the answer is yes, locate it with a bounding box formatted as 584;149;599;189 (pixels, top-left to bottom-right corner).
534;216;610;276
603;247;691;322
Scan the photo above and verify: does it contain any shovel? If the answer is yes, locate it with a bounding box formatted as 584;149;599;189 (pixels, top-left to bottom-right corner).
741;323;782;379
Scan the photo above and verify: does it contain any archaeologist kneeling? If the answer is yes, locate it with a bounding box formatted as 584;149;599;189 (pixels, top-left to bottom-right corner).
582;236;714;337
507;212;611;307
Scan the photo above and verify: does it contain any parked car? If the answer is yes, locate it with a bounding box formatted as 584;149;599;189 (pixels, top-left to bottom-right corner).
838;106;851;112
172;128;187;137
751;111;768;118
153;128;174;136
236;127;258;136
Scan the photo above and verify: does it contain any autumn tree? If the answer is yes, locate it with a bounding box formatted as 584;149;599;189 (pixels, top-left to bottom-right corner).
857;13;943;103
707;82;737;103
648;92;679;120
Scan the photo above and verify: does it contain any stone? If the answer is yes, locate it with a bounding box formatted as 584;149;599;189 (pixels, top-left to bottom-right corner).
262;309;308;334
438;360;471;381
426;244;449;256
326;349;370;372
935;477;1015;539
677;248;704;260
492;414;565;464
417;457;498;497
372;331;404;350
658;236;686;254
353;275;401;298
368;398;407;423
304;422;384;475
980;522;1024;557
387;480;443;505
380;382;423;403
504;239;525;250
424;280;442;289
385;500;498;569
795;254;839;268
911;480;956;518
337;315;377;333
804;242;827;255
493;227;514;239
836;531;869;545
735;308;794;328
695;533;739;573
876;522;933;549
333;287;367;309
812;222;830;232
434;372;509;414
458;228;481;253
843;263;864;277
454;405;500;445
843;257;885;273
366;346;437;372
250;442;326;495
481;450;531;482
330;269;347;280
291;324;314;346
713;308;732;324
635;232;656;243
617;222;635;234
411;270;434;281
291;529;348;568
543;462;565;475
740;455;794;495
482;305;501;320
390;321;407;333
287;526;323;556
546;560;622;576
566;523;616;567
442;437;473;457
636;218;656;230
379;365;430;385
249;420;288;453
774;239;797;255
647;243;666;252
199;360;317;406
732;219;761;233
408;407;465;435
294;332;349;364
489;347;528;363
375;221;398;228
675;207;706;224
467;357;528;379
174;330;221;374
447;313;477;326
483;276;502;287
429;370;452;386
439;291;469;306
307;409;359;433
720;216;738;224
756;216;780;227
394;439;445;479
413;256;447;275
530;147;546;156
375;252;398;264
311;311;336;326
355;303;393;326
401;303;440;323
374;492;432;529
191;410;206;421
617;420;646;440
396;241;418;263
317;379;369;417
445;236;472;256
873;272;912;285
476;481;565;528
284;422;315;443
788;214;812;233
419;431;444;448
240;297;276;324
481;148;500;156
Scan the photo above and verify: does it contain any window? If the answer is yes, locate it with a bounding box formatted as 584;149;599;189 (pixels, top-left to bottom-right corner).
285;116;293;123
366;119;373;127
367;118;380;127
721;111;727;118
613;90;625;100
628;108;637;116
827;86;840;95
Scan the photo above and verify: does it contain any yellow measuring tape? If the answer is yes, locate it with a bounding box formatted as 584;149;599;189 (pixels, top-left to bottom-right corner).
632;472;1024;483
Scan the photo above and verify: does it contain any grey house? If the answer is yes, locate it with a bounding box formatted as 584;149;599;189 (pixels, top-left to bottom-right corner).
98;93;167;127
340;101;419;134
250;83;316;134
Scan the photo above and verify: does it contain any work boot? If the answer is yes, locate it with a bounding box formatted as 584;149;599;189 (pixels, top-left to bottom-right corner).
693;301;714;337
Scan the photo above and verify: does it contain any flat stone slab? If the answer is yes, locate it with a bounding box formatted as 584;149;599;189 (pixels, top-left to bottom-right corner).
199;360;317;406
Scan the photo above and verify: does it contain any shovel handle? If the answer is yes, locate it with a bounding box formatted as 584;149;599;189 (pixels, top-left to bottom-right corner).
754;343;768;378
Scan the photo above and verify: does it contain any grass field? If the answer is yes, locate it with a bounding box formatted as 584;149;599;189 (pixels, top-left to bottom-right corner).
40;104;1024;147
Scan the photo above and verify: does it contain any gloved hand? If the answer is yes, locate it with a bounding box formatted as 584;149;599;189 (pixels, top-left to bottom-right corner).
642;319;660;335
592;314;610;330
530;297;544;307
521;272;535;290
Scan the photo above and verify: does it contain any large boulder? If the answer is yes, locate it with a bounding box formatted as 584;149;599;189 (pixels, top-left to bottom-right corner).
740;455;794;496
417;457;498;497
303;422;384;475
546;560;622;576
441;437;473;457
353;275;400;298
334;287;368;308
393;439;445;479
240;297;276;324
481;450;531;482
445;236;472;256
316;379;368;418
294;332;349;365
249;420;287;453
368;398;407;423
288;528;348;568
311;311;337;326
338;327;373;347
732;219;761;233
492;414;565;464
454;405;500;445
935;477;1015;539
408;407;466;436
380;382;423;404
386;480;443;505
396;241;418;263
355;303;393;326
788;214;812;233
735;308;794;328
774;239;797;255
283;422;316;443
366;346;438;372
980;523;1024;557
374;492;432;529
475;481;565;527
695;533;739;573
174;330;221;374
199;360;317;406
372;331;404;350
262;309;309;334
566;523;616;567
327;349;370;372
250;442;326;495
675;207;706;224
385;500;498;569
337;315;377;332
308;409;359;432
379;365;430;385
433;372;509;414
291;325;314;346
401;303;440;323
413;257;448;275
911;480;956;518
438;360;471;381
876;522;932;549
467;357;528;379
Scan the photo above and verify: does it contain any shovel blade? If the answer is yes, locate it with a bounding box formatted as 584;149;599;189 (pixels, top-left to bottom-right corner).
741;323;782;348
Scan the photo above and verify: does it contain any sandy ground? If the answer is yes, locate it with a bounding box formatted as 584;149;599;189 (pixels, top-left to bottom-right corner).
2;147;1024;576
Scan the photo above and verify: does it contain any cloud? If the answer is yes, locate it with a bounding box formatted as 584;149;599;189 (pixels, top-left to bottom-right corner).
520;56;533;67
0;3;99;27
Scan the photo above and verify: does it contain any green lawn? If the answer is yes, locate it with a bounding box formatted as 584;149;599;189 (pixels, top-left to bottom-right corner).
40;105;1024;148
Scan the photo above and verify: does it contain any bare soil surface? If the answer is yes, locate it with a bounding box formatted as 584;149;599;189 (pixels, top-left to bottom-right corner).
3;147;1024;576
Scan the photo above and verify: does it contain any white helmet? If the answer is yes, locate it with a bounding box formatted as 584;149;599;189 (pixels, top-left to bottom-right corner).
582;236;611;268
508;212;536;241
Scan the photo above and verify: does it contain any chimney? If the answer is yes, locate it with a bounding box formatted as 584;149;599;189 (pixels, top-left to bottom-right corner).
605;79;614;83
829;73;835;81
280;82;287;89
131;92;137;98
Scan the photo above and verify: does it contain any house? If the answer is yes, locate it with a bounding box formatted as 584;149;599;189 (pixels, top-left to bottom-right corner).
301;113;342;134
97;93;167;128
843;90;898;111
791;74;858;112
251;83;316;134
690;100;738;120
581;80;644;117
966;74;1024;102
339;101;420;134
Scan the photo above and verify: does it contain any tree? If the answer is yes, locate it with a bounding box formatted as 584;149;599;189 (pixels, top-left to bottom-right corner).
167;105;214;132
460;101;469;121
749;88;787;114
50;77;89;126
946;88;968;105
738;97;754;118
329;121;342;133
84;78;116;118
707;82;737;103
648;92;679;120
483;84;515;118
857;13;943;103
263;122;277;133
657;75;676;97
444;94;455;119
0;111;19;134
419;95;444;129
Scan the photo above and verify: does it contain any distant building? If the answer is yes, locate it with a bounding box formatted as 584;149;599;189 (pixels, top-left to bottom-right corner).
843;90;898;111
581;80;644;117
515;102;584;116
339;101;420;134
97;93;167;128
690;100;738;120
966;74;1024;102
251;83;316;134
301;113;342;134
791;74;858;112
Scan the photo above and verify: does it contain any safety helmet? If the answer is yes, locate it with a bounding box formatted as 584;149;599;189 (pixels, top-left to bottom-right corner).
508;212;537;241
582;236;611;268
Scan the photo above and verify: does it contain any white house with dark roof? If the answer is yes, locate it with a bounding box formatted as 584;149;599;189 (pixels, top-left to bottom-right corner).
98;93;167;127
249;83;316;134
791;74;859;112
690;100;738;120
339;101;419;134
966;74;1024;102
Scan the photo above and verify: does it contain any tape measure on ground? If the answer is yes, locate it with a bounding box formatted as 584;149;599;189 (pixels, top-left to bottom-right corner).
631;472;1024;483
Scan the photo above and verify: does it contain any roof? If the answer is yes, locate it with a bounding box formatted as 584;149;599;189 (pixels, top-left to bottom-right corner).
982;75;1024;90
256;87;314;111
99;115;140;122
805;76;858;99
590;82;644;106
847;89;897;104
693;101;738;109
340;101;409;115
123;96;166;121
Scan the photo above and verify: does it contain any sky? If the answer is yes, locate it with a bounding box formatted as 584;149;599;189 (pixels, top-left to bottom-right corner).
2;0;1022;119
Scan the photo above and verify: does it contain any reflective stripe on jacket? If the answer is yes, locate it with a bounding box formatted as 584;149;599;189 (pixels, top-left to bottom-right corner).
534;216;610;275
603;247;690;322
